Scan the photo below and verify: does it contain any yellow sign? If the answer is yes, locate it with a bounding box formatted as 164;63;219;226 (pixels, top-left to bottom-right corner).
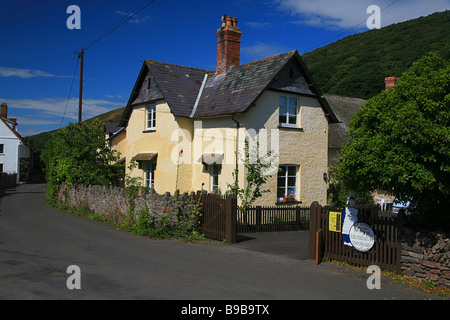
329;211;342;232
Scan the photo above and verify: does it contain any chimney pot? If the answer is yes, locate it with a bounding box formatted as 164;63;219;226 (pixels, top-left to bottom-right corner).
385;76;400;90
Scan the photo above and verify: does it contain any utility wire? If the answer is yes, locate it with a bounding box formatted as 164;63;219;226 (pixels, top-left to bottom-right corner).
60;56;80;128
27;54;78;100
84;0;156;51
300;0;401;54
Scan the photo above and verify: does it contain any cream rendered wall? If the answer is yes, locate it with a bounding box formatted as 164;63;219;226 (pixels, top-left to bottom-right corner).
190;117;242;194
110;131;127;161
125;100;194;194
242;90;329;206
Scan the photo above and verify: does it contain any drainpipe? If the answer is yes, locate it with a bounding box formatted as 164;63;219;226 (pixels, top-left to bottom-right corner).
231;114;240;189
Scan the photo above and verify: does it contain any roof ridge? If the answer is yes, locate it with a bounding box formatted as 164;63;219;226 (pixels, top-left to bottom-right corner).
144;59;212;73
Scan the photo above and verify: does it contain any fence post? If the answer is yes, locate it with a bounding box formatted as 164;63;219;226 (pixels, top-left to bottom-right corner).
256;206;262;232
226;194;237;243
309;201;322;260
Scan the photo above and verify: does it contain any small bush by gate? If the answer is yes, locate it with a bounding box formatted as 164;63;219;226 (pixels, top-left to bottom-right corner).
309;202;403;273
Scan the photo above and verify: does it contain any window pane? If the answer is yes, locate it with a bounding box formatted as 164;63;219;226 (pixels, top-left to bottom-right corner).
279;96;287;107
288;115;297;124
289;97;297;107
287;187;296;196
289;105;297;115
288;177;296;187
288;166;296;175
277;177;285;188
277;188;286;198
278;166;286;176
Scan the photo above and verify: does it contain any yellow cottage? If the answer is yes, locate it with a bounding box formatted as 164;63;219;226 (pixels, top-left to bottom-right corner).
113;15;339;206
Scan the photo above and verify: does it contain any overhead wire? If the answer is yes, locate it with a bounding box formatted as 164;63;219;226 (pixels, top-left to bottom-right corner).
60;55;80;128
84;0;156;51
300;0;401;54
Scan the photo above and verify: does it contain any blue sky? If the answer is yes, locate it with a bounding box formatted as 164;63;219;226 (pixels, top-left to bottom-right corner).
1;0;449;137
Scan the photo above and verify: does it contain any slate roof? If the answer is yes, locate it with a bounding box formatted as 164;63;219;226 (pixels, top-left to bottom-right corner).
120;50;339;126
193;51;297;118
145;60;210;118
325;94;366;148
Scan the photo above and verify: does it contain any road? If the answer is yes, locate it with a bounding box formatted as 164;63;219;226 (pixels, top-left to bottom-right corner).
0;183;443;304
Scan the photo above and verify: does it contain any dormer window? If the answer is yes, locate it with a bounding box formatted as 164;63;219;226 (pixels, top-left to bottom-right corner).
146;104;156;130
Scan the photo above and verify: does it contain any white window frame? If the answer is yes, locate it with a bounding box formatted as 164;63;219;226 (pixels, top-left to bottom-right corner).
146;104;156;130
144;162;155;188
277;165;298;200
279;95;299;128
209;164;220;193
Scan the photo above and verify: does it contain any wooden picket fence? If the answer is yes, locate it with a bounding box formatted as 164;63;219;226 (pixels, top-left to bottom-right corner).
309;202;403;273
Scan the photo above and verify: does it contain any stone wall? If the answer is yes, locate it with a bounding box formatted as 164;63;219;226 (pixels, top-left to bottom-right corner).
401;229;450;289
57;183;201;223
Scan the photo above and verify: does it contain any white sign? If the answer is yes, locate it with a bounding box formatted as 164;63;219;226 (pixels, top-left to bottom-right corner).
349;222;375;252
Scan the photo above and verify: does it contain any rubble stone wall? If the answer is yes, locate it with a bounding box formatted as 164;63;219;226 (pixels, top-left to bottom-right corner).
401;229;450;289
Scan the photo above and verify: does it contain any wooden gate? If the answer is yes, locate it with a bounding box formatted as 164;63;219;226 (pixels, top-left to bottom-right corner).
201;194;237;243
237;205;310;232
309;201;403;273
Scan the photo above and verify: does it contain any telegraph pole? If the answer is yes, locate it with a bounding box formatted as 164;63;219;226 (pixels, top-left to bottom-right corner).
78;48;84;125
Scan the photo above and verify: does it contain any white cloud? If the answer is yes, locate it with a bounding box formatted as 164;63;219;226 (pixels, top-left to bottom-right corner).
0;66;73;79
7;97;124;120
275;0;450;30
0;97;125;137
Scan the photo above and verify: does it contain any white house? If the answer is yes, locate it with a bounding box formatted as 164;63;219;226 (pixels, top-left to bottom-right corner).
0;103;31;183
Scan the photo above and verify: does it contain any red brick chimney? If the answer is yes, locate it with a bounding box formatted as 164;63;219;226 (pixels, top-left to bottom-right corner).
1;102;7;118
385;76;400;90
216;15;242;75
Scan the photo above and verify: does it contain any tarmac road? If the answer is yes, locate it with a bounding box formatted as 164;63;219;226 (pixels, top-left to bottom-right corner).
0;183;443;303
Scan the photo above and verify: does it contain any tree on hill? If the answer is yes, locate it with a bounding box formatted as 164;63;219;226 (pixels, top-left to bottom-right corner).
337;51;450;230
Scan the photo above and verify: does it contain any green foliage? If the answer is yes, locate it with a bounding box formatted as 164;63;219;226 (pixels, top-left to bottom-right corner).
226;139;278;211
41;119;122;204
337;51;450;229
326;164;372;207
302;11;450;99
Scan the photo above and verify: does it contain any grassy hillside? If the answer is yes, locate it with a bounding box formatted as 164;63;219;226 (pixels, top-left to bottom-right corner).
302;10;450;99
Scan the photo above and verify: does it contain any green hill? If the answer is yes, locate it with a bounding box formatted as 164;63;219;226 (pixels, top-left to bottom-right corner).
302;10;450;99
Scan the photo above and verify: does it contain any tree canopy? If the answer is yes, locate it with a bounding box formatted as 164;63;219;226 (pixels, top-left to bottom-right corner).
41;119;122;204
337;52;450;229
